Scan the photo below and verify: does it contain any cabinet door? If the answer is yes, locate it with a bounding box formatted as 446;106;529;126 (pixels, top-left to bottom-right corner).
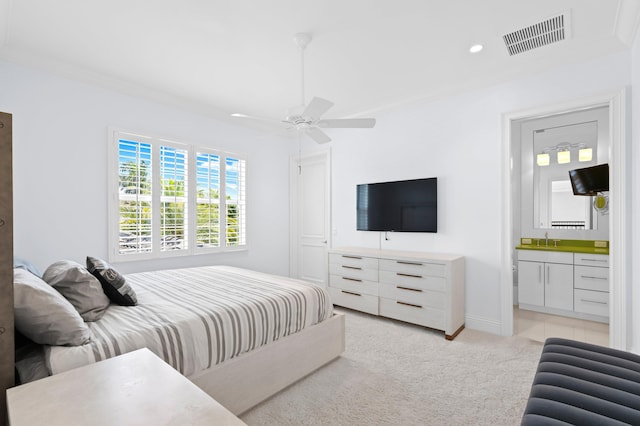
518;261;544;306
544;263;574;311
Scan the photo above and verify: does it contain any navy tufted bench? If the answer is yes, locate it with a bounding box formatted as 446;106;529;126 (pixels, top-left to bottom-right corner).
522;337;640;425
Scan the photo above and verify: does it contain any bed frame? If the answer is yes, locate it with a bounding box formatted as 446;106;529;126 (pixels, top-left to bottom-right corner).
190;311;345;415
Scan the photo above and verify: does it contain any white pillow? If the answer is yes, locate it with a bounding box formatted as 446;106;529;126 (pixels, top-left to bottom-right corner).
14;268;91;346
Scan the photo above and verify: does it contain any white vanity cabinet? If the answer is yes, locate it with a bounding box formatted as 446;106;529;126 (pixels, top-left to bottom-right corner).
329;247;465;340
517;249;609;322
573;253;609;319
518;251;574;311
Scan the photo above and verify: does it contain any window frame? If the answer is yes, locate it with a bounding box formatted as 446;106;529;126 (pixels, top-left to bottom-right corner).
108;128;247;262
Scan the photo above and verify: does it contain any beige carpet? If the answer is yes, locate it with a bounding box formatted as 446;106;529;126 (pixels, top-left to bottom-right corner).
240;308;543;426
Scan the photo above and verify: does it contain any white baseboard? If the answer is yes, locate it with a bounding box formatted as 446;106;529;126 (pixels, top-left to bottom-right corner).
465;314;503;336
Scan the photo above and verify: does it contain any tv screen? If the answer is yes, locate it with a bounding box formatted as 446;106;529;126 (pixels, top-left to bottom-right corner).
568;163;609;196
357;177;437;233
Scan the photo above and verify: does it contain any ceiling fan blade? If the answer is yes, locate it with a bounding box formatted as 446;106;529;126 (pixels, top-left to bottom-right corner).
318;118;376;128
303;97;334;119
230;113;281;124
306;127;332;144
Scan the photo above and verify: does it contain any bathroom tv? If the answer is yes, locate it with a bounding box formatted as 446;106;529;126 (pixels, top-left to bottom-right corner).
356;177;437;233
568;163;609;196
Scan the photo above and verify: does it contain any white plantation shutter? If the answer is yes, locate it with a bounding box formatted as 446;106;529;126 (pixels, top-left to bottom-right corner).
195;151;221;249
109;130;247;261
116;136;153;255
225;156;246;247
159;144;189;252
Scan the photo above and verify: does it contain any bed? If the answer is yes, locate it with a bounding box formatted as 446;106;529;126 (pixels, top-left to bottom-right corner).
14;262;345;415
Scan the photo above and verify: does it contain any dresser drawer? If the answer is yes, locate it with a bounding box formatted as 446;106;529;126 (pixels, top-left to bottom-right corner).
379;283;444;309
329;275;378;296
574;266;609;292
329;287;378;315
329;253;379;269
573;253;609;268
329;263;378;282
379;270;446;292
379;297;445;330
379;258;446;277
574;289;609;318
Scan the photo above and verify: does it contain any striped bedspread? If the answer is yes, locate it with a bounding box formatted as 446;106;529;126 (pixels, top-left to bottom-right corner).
45;266;333;377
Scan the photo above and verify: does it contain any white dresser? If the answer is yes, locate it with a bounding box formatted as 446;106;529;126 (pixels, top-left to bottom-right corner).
329;247;465;340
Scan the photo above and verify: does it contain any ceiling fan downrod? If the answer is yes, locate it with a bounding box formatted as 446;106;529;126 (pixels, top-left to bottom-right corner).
293;33;311;108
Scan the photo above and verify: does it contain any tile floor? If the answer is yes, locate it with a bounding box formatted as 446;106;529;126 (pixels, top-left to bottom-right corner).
514;306;609;346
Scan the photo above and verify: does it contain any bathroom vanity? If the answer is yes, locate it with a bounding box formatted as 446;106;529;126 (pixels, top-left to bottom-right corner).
516;239;609;323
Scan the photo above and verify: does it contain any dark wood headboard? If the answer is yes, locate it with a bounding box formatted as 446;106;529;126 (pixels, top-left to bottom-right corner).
0;111;14;426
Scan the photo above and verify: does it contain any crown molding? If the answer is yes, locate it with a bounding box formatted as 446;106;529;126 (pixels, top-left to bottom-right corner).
0;45;239;124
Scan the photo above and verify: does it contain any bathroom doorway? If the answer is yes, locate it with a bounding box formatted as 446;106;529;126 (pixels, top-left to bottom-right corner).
512;106;610;345
500;89;628;349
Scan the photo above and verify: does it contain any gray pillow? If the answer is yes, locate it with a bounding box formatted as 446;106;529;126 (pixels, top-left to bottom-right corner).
43;260;110;322
13;268;91;346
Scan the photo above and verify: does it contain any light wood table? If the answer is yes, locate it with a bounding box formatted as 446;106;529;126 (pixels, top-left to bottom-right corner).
6;348;246;425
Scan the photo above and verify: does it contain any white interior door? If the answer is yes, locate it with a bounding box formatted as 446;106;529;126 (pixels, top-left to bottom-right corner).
290;151;330;287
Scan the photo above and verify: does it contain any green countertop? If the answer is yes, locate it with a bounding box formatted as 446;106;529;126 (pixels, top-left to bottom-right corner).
516;238;609;255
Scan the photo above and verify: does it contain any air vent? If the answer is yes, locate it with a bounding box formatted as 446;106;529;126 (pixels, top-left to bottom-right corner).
503;14;568;56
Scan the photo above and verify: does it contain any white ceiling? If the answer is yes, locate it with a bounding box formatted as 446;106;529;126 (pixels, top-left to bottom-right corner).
1;0;639;125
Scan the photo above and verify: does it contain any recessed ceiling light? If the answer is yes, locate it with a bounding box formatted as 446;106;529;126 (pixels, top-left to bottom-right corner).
469;44;483;53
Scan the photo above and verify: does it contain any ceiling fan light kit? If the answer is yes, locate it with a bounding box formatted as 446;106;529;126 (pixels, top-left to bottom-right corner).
231;32;376;144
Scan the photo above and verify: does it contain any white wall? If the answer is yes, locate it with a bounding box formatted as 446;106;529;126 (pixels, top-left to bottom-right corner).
321;51;632;334
1;45;635;340
0;59;293;276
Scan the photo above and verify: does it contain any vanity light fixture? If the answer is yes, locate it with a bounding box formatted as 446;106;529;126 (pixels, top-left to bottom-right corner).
536;142;593;166
557;149;571;164
579;147;593;162
537;153;550;166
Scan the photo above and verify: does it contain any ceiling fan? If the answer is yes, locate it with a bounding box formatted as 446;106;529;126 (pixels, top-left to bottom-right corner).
231;33;376;144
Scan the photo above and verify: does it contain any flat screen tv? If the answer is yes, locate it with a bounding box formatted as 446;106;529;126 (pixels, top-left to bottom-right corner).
568;163;609;196
357;177;437;233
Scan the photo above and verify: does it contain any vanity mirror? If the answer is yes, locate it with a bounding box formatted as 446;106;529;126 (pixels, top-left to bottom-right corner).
520;106;609;239
532;121;599;230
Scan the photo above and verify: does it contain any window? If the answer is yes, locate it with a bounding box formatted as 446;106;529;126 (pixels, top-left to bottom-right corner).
109;130;246;261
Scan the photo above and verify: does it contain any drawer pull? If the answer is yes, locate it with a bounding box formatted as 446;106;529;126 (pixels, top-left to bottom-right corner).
342;265;362;270
341;290;362;297
580;299;607;305
343;277;362;283
397;260;423;266
580;275;607;281
397;301;422;309
397;272;423;279
579;258;608;263
342;255;362;260
396;285;422;293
